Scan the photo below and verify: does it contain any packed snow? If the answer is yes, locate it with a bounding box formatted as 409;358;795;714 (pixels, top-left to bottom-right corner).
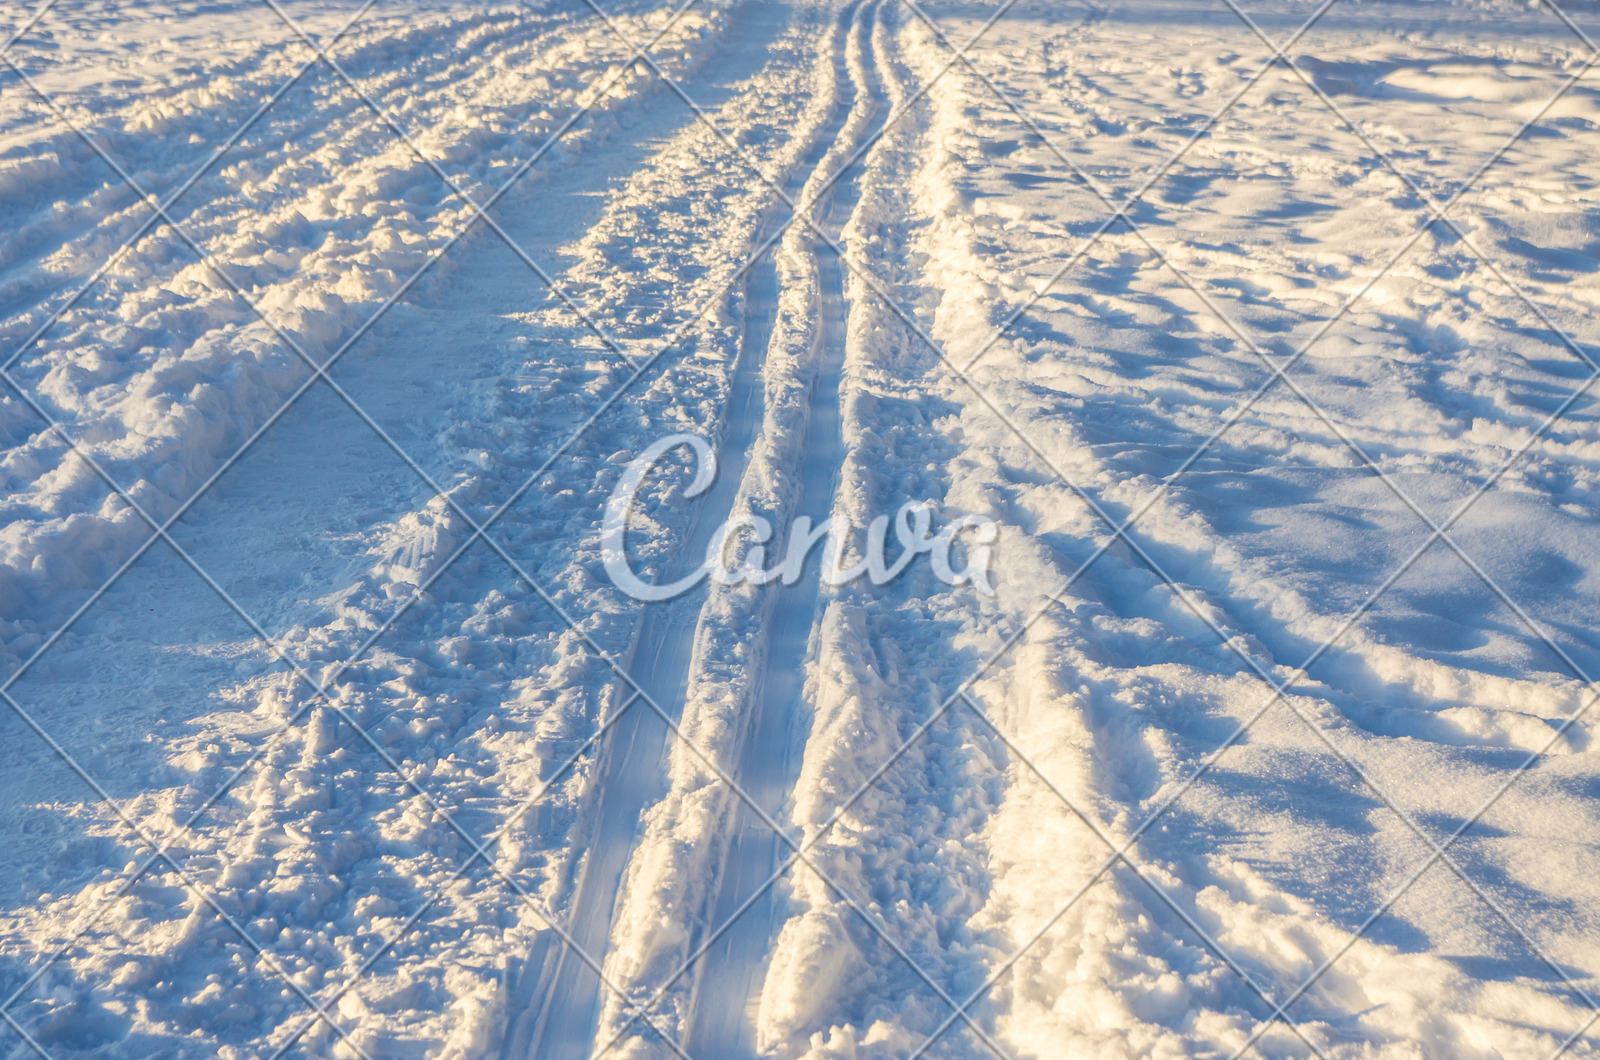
1;0;1599;1057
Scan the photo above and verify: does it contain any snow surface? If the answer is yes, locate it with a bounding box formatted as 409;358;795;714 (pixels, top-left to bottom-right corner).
1;0;1600;1057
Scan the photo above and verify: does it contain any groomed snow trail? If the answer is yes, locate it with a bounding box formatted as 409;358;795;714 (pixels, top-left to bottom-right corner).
587;4;894;1057
2;0;1600;1058
679;12;879;1056
507;4;861;1055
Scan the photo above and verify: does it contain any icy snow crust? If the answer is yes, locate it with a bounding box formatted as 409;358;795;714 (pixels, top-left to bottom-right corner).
1;0;1600;1057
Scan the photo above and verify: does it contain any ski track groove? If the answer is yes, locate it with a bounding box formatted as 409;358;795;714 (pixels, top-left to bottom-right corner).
586;4;895;1057
2;1;1600;1058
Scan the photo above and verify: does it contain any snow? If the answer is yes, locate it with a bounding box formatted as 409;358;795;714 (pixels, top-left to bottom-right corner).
1;0;1599;1057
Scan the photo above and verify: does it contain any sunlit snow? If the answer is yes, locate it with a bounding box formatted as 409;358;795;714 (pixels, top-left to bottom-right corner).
1;0;1598;1057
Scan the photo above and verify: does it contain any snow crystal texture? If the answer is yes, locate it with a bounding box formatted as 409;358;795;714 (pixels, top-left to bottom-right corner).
0;0;1598;1057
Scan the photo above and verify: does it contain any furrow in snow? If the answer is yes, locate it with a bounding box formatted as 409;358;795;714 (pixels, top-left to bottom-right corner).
746;6;1029;1055
588;3;888;1057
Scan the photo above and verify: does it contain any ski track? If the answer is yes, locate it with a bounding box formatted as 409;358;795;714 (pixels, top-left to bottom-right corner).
2;0;1600;1058
590;4;889;1058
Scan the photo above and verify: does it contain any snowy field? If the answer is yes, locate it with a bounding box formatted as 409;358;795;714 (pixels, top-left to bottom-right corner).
2;0;1600;1056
